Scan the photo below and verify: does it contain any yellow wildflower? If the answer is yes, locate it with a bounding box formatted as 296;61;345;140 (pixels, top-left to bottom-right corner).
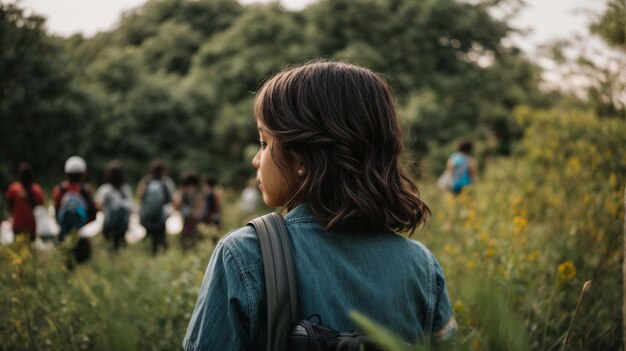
510;195;523;208
528;251;540;261
478;232;489;243
567;157;581;172
558;261;577;282
548;195;561;208
484;248;496;259
453;300;464;314
466;260;477;270
19;246;30;259
471;337;481;351
443;244;453;254
11;254;23;267
513;216;528;235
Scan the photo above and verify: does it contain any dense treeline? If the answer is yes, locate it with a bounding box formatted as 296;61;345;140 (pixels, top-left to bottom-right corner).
2;0;623;190
2;0;546;189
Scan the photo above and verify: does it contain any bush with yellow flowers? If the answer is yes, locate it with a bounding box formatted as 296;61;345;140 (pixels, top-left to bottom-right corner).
0;235;212;350
417;107;625;350
0;191;270;351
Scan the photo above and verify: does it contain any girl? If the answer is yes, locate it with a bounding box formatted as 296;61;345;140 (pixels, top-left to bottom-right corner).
5;162;45;241
184;61;456;350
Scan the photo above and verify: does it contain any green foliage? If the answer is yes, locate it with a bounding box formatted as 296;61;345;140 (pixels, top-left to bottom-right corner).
141;21;202;75
591;0;625;50
0;3;94;187
1;109;624;350
0;191;269;350
0;237;208;350
350;311;423;351
420;107;625;350
3;0;545;187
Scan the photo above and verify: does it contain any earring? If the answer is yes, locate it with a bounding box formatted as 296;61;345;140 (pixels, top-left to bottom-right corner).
297;169;304;176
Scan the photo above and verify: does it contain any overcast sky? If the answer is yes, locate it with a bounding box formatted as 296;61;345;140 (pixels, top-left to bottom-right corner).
14;0;607;54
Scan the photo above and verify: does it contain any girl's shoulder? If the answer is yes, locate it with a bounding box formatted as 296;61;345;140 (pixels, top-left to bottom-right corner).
217;225;263;267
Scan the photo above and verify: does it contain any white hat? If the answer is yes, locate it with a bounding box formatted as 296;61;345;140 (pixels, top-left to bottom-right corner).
64;156;87;174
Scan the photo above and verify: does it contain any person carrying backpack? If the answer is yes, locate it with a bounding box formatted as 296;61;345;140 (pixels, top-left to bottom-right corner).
184;62;456;350
95;160;132;252
447;140;478;195
173;170;205;250
201;174;221;229
5;162;45;242
53;156;97;243
137;160;175;255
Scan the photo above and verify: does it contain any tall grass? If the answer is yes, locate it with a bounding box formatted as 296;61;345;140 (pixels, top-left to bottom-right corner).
411;107;625;350
1;108;624;350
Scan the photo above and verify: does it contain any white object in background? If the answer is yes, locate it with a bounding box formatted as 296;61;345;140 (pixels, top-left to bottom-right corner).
241;186;260;213
1;220;14;244
78;211;103;238
33;238;55;251
166;211;183;235
125;212;146;243
437;170;453;190
33;205;59;237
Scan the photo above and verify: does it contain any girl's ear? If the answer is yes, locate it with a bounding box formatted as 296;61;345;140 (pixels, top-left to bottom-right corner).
289;154;305;177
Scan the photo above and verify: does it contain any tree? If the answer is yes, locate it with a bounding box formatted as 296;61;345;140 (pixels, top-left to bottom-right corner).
591;0;625;50
0;3;92;188
305;0;539;156
589;0;626;118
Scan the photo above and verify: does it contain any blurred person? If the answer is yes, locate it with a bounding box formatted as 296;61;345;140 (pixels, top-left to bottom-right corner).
137;159;175;255
446;139;477;194
201;174;221;229
95;160;132;252
53;156;97;243
174;170;204;250
5;162;45;241
240;178;259;214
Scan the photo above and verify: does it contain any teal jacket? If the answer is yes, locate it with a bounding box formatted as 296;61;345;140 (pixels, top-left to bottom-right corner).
183;203;455;350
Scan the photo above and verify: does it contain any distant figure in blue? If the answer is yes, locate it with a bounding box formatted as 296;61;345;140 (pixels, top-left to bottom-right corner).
447;140;477;194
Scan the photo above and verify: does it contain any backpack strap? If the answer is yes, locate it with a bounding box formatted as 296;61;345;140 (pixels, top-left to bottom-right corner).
79;184;97;222
160;180;171;203
248;213;299;351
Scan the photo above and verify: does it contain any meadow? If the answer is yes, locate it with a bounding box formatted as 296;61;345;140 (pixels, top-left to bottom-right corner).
1;107;625;350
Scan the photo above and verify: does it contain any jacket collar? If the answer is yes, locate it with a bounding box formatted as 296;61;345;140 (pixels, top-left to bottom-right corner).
284;202;317;222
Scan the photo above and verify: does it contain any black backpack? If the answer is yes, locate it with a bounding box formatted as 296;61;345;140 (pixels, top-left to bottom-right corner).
140;178;170;232
102;187;130;235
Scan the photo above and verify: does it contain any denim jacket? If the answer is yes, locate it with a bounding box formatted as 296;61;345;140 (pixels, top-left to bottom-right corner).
183;203;455;350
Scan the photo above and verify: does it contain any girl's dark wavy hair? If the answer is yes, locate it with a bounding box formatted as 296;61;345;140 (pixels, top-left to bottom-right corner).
254;60;430;234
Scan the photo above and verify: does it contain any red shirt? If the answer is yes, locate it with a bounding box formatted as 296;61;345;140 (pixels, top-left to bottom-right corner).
53;181;86;209
6;181;45;233
52;181;96;222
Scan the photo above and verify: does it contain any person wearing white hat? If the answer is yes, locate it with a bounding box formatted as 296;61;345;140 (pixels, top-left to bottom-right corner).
52;156;97;246
64;156;87;174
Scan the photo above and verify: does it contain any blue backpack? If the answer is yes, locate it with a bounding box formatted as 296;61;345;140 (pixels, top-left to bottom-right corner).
450;153;472;193
57;186;90;237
